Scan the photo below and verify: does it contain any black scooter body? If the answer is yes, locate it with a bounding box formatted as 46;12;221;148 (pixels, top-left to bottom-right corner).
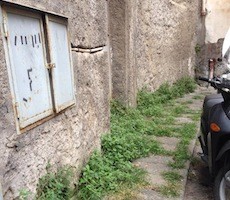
199;88;230;176
200;93;223;153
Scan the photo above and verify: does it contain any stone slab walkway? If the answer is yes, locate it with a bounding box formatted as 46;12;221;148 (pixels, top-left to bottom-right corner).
132;86;215;200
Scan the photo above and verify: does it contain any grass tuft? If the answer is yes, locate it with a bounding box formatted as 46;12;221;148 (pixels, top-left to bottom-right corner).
35;166;73;200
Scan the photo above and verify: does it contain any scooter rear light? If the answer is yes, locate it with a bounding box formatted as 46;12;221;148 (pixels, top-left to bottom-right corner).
210;123;221;132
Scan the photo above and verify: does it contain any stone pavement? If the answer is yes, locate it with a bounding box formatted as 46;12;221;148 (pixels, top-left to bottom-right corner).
132;86;215;200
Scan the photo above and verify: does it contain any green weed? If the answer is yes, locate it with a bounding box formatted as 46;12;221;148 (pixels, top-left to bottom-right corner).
192;95;203;100
158;171;183;197
181;100;193;105
169;123;197;169
162;171;182;183
35;166;73;200
76;152;147;200
195;44;201;54
19;189;32;200
158;183;180;197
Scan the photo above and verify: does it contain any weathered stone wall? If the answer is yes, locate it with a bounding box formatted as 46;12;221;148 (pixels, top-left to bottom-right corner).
0;0;110;199
108;0;137;106
136;0;200;91
109;0;201;103
205;0;230;43
108;0;126;103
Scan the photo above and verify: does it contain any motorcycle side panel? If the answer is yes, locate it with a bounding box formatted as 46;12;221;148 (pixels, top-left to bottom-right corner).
215;140;230;161
209;103;230;174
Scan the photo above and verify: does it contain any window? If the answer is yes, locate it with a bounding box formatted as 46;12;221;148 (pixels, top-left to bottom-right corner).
1;6;75;130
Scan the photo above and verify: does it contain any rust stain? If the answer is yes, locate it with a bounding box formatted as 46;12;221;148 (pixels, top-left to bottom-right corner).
20;114;55;133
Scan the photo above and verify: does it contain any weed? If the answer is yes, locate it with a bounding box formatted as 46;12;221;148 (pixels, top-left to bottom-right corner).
36;166;73;200
169;123;197;169
195;44;201;54
76;152;147;200
181;100;193;105
19;189;32;200
172;104;188;116
189;111;201;122
192;95;204;100
162;171;182;183
158;183;180;197
158;171;183;197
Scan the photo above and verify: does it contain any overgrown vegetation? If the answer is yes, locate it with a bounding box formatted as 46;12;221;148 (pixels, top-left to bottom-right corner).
34;77;198;200
35;166;73;200
76;77;197;199
157;171;183;197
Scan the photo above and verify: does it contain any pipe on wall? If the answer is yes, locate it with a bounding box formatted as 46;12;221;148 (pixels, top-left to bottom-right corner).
201;0;207;16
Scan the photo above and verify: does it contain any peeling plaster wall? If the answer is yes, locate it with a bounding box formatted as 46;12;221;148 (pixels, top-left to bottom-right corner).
136;0;200;91
205;0;230;43
0;0;110;199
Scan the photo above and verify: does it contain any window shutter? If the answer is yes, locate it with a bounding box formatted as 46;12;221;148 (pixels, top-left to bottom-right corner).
48;18;75;112
6;12;53;128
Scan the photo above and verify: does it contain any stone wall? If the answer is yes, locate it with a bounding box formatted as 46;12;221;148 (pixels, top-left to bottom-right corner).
109;0;200;104
136;0;200;91
108;0;137;106
109;0;202;97
108;0;126;103
0;0;110;199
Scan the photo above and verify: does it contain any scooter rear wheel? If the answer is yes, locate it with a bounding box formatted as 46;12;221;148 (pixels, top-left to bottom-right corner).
214;166;230;200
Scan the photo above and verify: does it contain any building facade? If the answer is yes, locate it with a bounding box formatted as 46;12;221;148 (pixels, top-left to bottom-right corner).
0;0;207;199
0;1;110;199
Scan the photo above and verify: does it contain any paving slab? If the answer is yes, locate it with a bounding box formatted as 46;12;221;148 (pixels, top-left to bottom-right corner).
133;155;173;186
137;189;174;200
156;137;179;152
175;116;194;124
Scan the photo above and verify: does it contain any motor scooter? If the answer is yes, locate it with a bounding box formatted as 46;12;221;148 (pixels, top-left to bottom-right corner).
199;76;230;200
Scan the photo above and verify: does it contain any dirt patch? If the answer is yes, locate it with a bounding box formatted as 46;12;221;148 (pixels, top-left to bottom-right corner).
184;144;214;200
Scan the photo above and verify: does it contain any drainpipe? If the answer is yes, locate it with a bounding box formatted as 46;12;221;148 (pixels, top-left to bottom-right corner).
201;0;207;16
209;58;216;80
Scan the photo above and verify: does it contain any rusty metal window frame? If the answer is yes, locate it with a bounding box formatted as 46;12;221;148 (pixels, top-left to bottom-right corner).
0;4;75;133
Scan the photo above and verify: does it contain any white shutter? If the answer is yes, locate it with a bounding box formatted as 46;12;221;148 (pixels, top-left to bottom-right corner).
6;12;53;128
48;18;75;112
